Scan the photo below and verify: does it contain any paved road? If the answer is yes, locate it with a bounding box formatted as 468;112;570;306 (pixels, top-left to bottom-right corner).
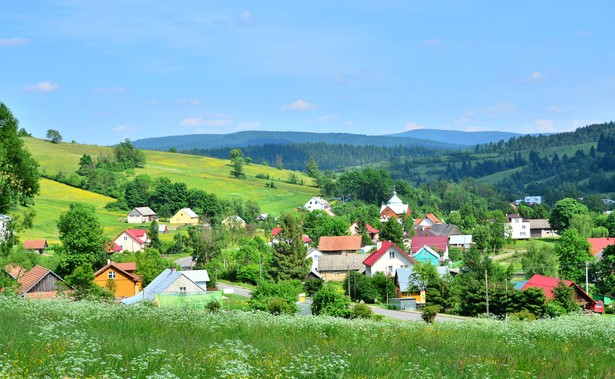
369;306;465;322
175;256;195;269
216;282;252;298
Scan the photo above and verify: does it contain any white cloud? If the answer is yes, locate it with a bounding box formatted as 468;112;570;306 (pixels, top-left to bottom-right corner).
547;105;564;113
181;117;231;127
281;99;318;111
235;122;260;131
534;119;555;132
404;122;425;131
174;99;201;106
0;37;30;47
239;11;252;24
520;71;546;83
113;125;128;133
94;86;126;94
25;81;60;92
421;39;440;47
317;115;339;122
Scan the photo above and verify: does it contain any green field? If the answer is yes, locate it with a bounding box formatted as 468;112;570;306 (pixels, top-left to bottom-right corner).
24;137;319;214
0;297;613;378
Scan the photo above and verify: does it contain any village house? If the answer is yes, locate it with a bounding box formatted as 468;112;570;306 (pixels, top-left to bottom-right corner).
8;265;71;299
520;274;596;311
449;235;473;249
303;196;331;211
222;215;246;228
318;235;362;255
127;207;157;224
114;229;148;252
588;237;615;260
271;227;312;245
505;214;531;240
362;241;416;277
306;247;323;273
316;253;364;282
349;222;379;243
412;245;442;266
414;213;443;228
528;219;558;238
93;261;141;298
23;239;48;254
411;235;449;261
170;208;199;225
379;191;411;222
121;268;208;305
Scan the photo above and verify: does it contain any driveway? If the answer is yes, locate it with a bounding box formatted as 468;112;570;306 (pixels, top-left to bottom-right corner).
369;306;465;322
216;282;252;298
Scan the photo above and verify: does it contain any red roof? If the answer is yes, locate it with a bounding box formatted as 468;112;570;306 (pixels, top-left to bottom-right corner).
411;236;448;253
363;241;416;267
115;262;137;272
366;224;379;234
425;213;442;224
4;264;26;279
17;265;66;296
271;227;282;237
108;242;123;253
123;229;147;244
588;238;615;256
302;235;312;243
318;236;362;252
23;239;48;250
521;274;582;300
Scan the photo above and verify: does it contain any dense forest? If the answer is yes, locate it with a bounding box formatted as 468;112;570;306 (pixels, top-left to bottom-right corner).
182;142;450;171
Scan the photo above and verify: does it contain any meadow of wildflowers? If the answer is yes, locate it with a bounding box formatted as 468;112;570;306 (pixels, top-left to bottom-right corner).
0;296;613;378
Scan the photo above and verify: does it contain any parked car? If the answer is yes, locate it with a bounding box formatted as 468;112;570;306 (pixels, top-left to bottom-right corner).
593;300;605;314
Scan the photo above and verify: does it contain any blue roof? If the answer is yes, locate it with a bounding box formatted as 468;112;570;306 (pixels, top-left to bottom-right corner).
514;281;528;290
122;268;182;305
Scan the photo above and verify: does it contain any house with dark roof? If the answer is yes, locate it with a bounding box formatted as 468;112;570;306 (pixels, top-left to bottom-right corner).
528;219;557;238
114;229;148;252
93;261;141;298
521;274;595;310
14;265;71;299
363;241;416;277
318;235;362;255
127;207;157;224
316;253;364;282
23;239;48;254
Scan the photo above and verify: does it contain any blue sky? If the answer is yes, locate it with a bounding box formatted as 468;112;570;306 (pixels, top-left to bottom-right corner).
2;1;614;146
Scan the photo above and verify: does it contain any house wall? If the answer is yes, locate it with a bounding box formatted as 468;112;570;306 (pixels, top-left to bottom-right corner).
380;207;398;220
366;248;413;277
163;275;204;294
29;274;63;293
127;215;144;224
506;218;531;239
413;250;439;266
93;268;141;298
304;197;330;211
320;271;349;282
114;233;145;252
170;211;199;225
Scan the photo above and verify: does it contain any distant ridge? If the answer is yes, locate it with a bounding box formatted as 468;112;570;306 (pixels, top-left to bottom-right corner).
386;129;523;145
131;130;463;151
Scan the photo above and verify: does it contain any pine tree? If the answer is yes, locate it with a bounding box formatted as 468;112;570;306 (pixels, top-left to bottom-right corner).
270;213;309;280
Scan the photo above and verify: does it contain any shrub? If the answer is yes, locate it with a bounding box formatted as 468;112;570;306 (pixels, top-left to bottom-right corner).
422;305;440;323
255;173;270;180
311;283;351;318
303;278;323;296
267;297;294;316
509;309;537;321
249;280;302;313
351;303;373;319
544;301;567;318
206;299;222;313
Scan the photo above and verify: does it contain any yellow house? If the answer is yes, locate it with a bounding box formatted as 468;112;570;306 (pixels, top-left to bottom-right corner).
170;208;199;225
93;261;141;298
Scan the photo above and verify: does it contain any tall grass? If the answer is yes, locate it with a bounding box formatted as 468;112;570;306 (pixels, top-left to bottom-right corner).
0;297;613;378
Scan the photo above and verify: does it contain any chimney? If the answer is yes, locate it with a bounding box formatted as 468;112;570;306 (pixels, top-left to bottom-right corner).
107;259;111;265
170;267;176;273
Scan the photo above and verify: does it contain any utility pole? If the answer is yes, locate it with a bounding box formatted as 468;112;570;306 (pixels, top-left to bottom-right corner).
485;270;489;316
259;258;263;288
585;261;589;294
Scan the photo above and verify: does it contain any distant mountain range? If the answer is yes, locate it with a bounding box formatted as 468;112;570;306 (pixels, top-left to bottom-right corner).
132;129;522;151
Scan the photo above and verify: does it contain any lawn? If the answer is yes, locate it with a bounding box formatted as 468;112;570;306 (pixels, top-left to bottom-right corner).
0;297;613;378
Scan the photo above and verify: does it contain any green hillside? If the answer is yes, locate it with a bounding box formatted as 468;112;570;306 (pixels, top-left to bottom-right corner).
24;137;319;215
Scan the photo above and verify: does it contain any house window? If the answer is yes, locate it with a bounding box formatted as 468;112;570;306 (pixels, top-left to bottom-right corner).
108;271;116;279
179;286;186;293
387;266;393;274
124;236;128;241
389;251;395;259
522;225;527;229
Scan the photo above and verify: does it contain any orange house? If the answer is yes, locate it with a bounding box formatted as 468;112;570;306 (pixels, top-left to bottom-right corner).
93;261;141;298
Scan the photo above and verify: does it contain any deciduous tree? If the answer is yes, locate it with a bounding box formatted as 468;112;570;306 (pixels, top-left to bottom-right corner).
46;129;62;143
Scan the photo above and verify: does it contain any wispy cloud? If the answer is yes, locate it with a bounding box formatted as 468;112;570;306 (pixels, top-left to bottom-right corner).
25;81;60;92
520;71;546;83
112;124;139;133
404;122;425;131
0;37;30;47
281;99;318;111
421;39;440;47
534;119;554;132
181;117;231;127
174;99;201;106
94;86;126;94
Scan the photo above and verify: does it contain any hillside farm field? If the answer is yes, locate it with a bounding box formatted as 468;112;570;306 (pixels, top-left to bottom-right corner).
0;298;613;378
24;137;319;214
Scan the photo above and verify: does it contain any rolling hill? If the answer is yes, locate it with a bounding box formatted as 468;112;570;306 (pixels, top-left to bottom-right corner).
386;129;523;145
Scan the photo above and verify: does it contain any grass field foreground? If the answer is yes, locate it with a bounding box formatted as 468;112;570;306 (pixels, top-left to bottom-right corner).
0;297;613;378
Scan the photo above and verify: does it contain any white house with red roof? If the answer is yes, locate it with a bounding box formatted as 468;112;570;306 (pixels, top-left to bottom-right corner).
414;213;443;228
114;229;148;252
363;241;416;277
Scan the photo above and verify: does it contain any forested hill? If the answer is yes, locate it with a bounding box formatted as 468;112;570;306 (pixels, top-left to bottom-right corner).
387;129;522;145
183;142;449;171
132;130;462;151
